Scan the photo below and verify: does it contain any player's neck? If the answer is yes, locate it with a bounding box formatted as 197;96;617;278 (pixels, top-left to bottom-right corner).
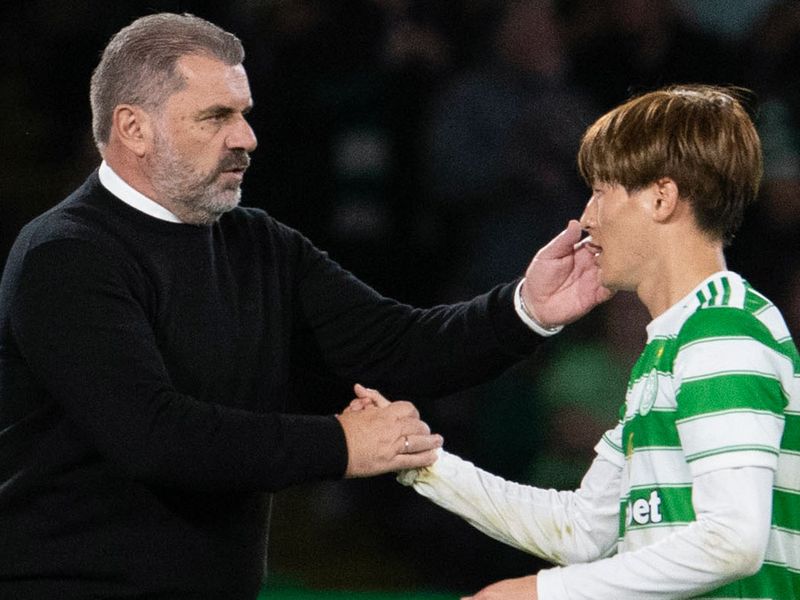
636;235;726;319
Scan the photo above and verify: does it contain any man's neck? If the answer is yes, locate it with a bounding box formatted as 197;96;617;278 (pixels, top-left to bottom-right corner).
98;160;182;223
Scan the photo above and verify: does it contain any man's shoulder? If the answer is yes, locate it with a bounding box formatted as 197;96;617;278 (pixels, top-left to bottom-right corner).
223;204;291;231
12;172;108;254
220;204;274;230
219;205;316;251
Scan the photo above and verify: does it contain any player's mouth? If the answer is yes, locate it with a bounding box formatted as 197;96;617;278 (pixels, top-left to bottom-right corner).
576;235;603;257
586;241;603;256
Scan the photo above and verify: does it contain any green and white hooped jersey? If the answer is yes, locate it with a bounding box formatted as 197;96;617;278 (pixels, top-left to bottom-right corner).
596;271;800;599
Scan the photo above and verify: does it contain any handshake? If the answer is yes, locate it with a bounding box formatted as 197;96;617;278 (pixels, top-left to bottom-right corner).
336;384;443;478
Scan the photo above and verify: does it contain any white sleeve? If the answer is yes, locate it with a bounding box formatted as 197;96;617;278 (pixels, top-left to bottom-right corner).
514;279;563;337
537;466;773;599
399;449;621;564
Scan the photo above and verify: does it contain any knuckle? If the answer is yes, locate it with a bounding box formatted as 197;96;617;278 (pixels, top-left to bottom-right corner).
395;401;418;416
413;419;429;435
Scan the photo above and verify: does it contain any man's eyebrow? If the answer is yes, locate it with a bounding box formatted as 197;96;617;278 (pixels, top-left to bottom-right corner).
196;102;254;118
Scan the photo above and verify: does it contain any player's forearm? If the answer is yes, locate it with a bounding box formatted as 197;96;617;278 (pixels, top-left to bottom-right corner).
400;450;620;564
537;467;772;599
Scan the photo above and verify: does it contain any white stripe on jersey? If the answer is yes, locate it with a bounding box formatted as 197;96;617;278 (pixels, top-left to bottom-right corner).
775;451;800;493
764;525;800;573
678;410;784;458
676;337;795;390
626;448;691;488
727;275;747;309
626;372;677;412
710;278;726;307
757;304;793;343
677;336;794;380
618;524;692;551
788;377;800;413
685;449;782;478
595;429;625;468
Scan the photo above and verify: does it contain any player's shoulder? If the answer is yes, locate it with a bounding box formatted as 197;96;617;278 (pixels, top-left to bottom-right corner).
679;274;791;351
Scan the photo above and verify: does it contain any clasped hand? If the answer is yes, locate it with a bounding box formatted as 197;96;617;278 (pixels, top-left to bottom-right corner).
336;384;442;477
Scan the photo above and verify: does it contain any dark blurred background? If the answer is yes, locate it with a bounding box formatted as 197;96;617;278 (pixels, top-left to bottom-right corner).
2;0;800;596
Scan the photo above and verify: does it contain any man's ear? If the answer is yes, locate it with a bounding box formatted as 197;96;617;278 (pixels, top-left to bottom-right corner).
651;177;681;223
111;104;153;157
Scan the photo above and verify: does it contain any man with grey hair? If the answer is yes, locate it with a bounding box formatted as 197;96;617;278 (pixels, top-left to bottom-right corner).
0;12;609;599
89;13;252;225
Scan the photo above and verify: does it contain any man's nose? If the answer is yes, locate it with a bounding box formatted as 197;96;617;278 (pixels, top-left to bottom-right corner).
226;116;258;152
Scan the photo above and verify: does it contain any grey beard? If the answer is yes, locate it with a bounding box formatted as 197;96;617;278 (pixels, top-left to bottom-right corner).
171;184;242;225
148;150;249;225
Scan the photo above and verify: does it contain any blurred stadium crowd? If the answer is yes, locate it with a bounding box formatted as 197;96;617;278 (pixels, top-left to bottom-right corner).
2;0;799;595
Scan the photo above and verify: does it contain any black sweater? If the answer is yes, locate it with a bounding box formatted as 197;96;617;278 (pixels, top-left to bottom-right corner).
0;171;541;598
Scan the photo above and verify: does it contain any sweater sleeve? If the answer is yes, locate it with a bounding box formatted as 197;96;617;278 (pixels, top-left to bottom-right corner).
290;231;543;397
10;238;347;492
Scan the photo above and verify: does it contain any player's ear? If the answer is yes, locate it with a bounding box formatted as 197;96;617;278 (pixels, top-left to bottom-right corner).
652;177;680;223
111;104;154;157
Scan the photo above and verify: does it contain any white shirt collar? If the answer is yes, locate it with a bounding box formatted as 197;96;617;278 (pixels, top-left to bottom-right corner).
98;160;183;223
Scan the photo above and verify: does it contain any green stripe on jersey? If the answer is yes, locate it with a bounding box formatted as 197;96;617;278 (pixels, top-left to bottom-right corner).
703;562;800;599
773;489;800;531
781;338;800;366
696;289;707;306
781;339;800;362
629;338;677;383
743;284;771;314
678;308;787;356
706;281;719;306
783;414;800;453
625;410;680;448
720;276;732;306
620;486;695;534
684;444;780;463
676;375;786;420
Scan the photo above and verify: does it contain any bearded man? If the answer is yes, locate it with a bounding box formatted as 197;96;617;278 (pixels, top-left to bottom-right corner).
0;12;608;600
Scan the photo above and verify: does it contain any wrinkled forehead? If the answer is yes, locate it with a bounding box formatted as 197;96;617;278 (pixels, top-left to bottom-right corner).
176;54;250;94
165;54;252;113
